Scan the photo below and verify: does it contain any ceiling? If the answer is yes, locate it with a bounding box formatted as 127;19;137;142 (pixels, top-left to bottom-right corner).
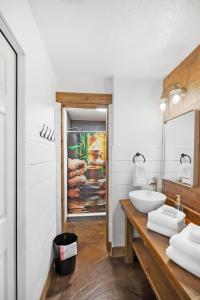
29;0;200;80
67;108;106;121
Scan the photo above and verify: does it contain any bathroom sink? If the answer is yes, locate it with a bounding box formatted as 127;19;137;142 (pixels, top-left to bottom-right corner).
129;190;166;213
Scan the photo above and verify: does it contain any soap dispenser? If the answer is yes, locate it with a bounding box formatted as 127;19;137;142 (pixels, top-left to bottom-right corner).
175;195;183;212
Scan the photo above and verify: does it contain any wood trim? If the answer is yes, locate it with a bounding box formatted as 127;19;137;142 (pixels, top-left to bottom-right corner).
107;241;112;255
40;263;54;300
62;103;101;109
106;107;109;252
194;110;200;186
56;92;112;105
61;108;65;232
61;101;111;251
111;246;125;257
164;110;200;187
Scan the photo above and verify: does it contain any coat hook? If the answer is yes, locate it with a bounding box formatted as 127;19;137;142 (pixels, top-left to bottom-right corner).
40;124;45;138
44;126;48;139
47;129;52;141
50;131;55;142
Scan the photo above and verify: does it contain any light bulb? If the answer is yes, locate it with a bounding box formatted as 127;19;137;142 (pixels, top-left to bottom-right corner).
171;93;181;104
160;101;167;112
96;107;107;112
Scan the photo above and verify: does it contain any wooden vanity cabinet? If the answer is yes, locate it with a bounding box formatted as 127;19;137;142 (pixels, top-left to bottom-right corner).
120;199;200;300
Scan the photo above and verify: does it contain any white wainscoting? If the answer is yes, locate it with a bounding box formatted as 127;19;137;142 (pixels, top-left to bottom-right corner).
110;145;162;247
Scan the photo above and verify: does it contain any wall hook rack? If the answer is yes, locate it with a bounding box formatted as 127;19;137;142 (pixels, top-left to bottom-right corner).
39;124;45;138
39;124;55;142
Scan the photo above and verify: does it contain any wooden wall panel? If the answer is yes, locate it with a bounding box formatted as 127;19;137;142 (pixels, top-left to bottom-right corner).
162;44;200;212
56;92;112;106
163;179;200;212
163;44;200;121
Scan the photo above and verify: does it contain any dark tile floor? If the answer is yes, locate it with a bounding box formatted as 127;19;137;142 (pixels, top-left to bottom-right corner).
46;221;156;300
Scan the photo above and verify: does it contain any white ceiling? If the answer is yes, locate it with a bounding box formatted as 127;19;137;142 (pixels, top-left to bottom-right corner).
29;0;200;80
67;108;106;121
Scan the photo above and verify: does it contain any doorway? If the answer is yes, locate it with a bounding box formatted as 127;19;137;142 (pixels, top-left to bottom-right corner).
61;105;109;248
0;30;17;299
66;107;107;216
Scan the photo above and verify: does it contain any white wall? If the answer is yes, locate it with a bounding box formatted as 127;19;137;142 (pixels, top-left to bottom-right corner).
110;78;163;246
0;1;57;299
56;74;113;93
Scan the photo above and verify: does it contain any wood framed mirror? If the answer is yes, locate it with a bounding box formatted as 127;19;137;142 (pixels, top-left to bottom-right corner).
163;110;200;187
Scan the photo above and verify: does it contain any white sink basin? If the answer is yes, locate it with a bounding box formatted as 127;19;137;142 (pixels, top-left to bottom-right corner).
129;190;166;213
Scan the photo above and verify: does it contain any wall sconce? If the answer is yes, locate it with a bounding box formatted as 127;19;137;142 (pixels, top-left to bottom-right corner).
169;83;187;105
160;96;167;112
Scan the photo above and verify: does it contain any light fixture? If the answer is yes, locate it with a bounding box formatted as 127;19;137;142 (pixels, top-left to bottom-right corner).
96;107;107;112
169;83;187;105
160;97;167;112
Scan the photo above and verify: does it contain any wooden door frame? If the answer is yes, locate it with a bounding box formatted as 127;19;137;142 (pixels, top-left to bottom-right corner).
0;14;26;300
57;92;112;252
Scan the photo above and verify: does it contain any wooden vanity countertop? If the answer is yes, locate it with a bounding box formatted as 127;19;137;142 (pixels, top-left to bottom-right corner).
120;199;200;300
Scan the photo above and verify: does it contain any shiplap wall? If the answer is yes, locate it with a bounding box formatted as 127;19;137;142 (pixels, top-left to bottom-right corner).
110;78;163;246
0;1;57;299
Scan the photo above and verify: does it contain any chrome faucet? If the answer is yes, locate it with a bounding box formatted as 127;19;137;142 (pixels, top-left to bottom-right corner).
149;177;158;191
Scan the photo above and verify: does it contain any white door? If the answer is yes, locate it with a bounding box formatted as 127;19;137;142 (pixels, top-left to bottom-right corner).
0;31;16;300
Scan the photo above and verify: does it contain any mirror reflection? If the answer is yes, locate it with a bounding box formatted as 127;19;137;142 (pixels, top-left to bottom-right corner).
163;111;197;186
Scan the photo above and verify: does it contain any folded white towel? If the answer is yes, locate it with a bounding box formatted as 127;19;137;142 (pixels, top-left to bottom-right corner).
148;205;185;231
166;245;200;278
132;161;147;187
180;177;191;186
170;223;200;263
147;221;178;237
162;205;177;218
188;224;200;244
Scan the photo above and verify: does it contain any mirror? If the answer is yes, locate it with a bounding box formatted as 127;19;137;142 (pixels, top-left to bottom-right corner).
163;110;199;187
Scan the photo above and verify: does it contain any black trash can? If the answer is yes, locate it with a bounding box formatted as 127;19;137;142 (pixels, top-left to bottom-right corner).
53;232;78;275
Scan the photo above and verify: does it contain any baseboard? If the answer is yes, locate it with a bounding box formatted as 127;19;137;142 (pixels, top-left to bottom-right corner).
40;262;54;300
107;241;112;254
111;246;125;257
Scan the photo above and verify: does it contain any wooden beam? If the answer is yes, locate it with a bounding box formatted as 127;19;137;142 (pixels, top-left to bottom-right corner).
56;92;112;105
62;103;100;109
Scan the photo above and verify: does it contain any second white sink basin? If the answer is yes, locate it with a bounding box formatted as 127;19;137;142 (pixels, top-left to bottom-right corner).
129;190;166;213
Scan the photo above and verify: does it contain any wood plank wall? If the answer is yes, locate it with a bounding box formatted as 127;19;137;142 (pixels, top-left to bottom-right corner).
163;45;200;121
56;92;112;107
162;44;200;212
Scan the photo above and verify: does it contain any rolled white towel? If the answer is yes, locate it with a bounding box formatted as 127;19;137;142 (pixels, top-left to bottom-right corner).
148;205;185;231
147;221;178;237
170;223;200;264
162;205;178;218
188;224;200;244
166;245;200;278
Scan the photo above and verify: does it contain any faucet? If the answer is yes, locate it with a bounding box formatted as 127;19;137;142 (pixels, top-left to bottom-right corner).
149;177;158;191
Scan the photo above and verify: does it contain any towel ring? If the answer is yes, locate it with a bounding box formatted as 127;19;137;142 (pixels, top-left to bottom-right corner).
180;153;191;164
133;152;145;164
